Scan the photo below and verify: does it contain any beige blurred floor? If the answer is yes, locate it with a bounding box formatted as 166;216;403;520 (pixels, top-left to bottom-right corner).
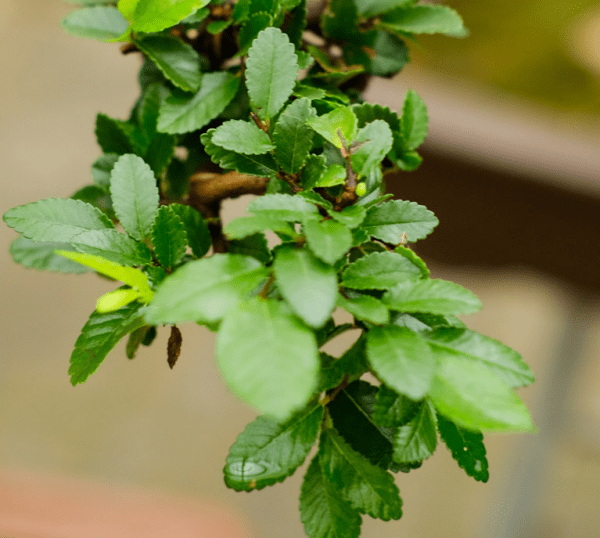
2;2;600;537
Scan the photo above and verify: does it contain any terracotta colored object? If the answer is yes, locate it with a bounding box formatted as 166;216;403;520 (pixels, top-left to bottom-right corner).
0;469;251;538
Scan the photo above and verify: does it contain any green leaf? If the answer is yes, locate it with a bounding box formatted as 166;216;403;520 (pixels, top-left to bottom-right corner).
224;214;296;240
300;154;327;191
247;193;319;221
303;218;352;265
61;6;129;41
109;154;159;241
168;203;211;258
274;246;338;329
350;120;393;177
284;0;306;48
321;0;358;42
9;236;90;274
126;325;153;358
297;191;333;211
337;294;389;325
341;251;421;290
392;399;437;463
144;254;269;324
399;90;428;152
379;4;468;38
126;0;211;34
372;384;420;428
211;120;274;155
423;328;535;388
96;288;142;313
319;335;368;389
55;251;154;302
207;19;233;34
217;298;319;420
300;455;362;538
151;205;188;270
366;325;435;401
351;102;400;131
361;199;438;243
70;229;153;266
394;244;429;278
371;32;409;77
437;414;489;483
70;185;114;220
354;0;411;18
134;34;201;93
69;303;145;385
429;357;535;432
307;107;358;149
3;198;113;243
228;233;271;264
201;128;279;177
246;27;299;119
328;380;397;471
327;205;367;228
314;164;346;187
238;12;273;55
95;114;139;155
157;72;240;134
143;132;177;177
319;428;402;521
224;404;323;491
383;279;482;316
91;154;120;188
273;98;317;174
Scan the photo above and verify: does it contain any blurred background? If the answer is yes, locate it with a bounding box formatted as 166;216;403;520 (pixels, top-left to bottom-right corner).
1;0;600;536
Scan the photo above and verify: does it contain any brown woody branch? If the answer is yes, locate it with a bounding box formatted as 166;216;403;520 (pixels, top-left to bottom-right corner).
188;171;269;207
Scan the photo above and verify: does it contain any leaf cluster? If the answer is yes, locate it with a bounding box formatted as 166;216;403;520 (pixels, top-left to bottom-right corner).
3;2;534;537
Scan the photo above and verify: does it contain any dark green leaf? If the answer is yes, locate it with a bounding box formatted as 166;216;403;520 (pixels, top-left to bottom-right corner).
9;236;90;274
126;325;153;359
145;254;269;324
246;27;299;119
321;0;358;42
300;154;328;190
157;72;241;134
247;193;320;221
109;154;159;241
211;120;274;155
284;0;306;47
224;214;297;240
399;90;428;151
95;113;140;155
61;6;129;41
351;102;400;131
437;414;489;483
274;245;338;328
341;251;421;290
361;199;438;243
143;132;177;176
327;205;367;228
371;32;409;77
224;404;323;491
300;455;362;538
372;384;420;428
303;218;352;265
91;154;120;188
379;4;468;38
71;229;153;266
354;0;411;18
151;205;187;270
70;185;114;219
337;294;389;325
228;233;271;264
238;12;273;55
217;298;320;420
69;303;145;385
392;399;437;463
168;203;211;258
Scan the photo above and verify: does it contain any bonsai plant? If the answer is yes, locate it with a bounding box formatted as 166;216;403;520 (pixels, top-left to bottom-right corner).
3;1;535;536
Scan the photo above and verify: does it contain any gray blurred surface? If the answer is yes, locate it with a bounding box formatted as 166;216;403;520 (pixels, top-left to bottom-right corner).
2;2;600;537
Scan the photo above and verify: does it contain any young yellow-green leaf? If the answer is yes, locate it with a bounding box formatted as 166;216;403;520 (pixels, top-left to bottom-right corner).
372;384;420;428
437;414;489;483
399;90;428;152
307;107;358;149
246;27;299;119
157;72;241;134
3;198;113;243
423;327;535;388
70;229;153;266
379;4;468;38
125;0;210;34
247;193;320;221
168;203;211;258
361;199;438;243
9;237;90;274
56;251;154;302
62;6;130;41
217;298;320;420
151;205;188;270
202;128;280;177
383;279;482;316
300;455;362;538
429;357;535;432
274;246;338;329
366;325;435;401
96;288;142;313
224;404;323;491
350;120;393;178
224;214;297;240
69;303;145;385
337;294;389;325
341;251;421;290
319;428;403;521
211;120;274;155
273;98;317;174
134;34;201;93
109;154;159;241
392;399;438;463
144;254;269;325
303;218;352;265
